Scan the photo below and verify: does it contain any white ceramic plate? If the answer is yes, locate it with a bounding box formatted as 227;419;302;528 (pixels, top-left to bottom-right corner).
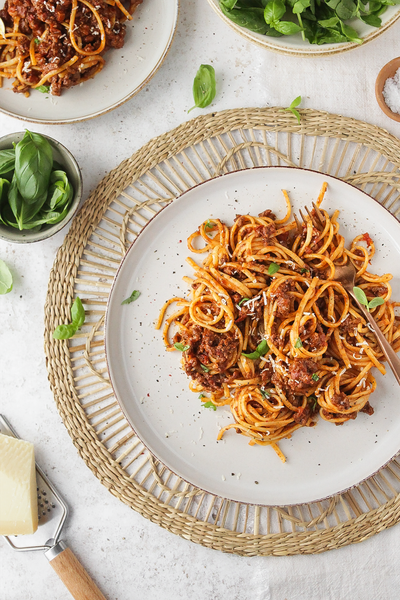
0;0;178;124
105;167;400;506
207;0;400;57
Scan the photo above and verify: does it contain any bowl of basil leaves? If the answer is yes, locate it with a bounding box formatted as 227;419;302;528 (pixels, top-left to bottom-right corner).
207;0;400;57
0;130;82;243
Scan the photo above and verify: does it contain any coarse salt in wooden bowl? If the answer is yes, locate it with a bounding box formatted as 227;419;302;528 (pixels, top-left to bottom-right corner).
375;57;400;123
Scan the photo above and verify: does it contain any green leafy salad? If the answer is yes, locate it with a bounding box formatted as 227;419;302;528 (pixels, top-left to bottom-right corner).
219;0;399;45
0;130;74;231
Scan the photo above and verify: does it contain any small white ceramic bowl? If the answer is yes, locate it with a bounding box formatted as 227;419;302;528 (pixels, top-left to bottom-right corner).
0;132;82;243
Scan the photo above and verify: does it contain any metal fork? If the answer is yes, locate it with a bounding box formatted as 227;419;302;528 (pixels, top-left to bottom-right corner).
293;202;325;233
293;206;400;383
334;263;400;385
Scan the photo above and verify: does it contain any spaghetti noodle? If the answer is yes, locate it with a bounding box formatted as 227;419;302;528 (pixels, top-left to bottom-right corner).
156;184;400;462
0;0;143;96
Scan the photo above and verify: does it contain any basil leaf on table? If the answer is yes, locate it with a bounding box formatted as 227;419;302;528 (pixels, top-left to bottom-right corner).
0;258;13;294
15;130;53;203
53;297;85;340
188;65;216;113
71;297;85;328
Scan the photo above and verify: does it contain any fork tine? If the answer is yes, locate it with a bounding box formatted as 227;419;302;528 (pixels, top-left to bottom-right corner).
312;202;325;227
305;205;321;230
293;213;302;234
298;209;307;225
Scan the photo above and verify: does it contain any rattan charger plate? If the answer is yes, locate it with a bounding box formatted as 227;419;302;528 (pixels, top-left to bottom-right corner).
45;108;400;556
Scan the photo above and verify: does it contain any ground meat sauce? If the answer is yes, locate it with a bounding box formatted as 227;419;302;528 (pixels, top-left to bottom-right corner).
0;0;142;95
175;325;239;392
288;359;318;392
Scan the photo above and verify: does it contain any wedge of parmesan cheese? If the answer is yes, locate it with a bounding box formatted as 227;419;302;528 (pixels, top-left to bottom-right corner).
0;433;38;535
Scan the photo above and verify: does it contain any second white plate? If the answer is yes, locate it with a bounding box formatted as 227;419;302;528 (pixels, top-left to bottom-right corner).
105;167;400;506
0;0;178;124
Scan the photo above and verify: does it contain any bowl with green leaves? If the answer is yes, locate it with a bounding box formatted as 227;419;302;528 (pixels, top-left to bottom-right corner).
207;0;400;56
0;130;82;243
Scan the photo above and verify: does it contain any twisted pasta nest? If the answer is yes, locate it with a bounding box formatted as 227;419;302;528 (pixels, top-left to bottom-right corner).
157;184;400;462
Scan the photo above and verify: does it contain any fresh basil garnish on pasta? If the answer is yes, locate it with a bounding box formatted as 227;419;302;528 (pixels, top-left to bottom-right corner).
121;290;140;305
37;85;50;94
188;64;216;113
53;297;85;340
268;262;280;275
242;339;269;360
0;258;13;294
238;297;250;306
300;268;308;274
203;401;217;411
368;297;385;309
353;286;384;311
174;342;190;351
200;364;210;372
204;220;213;230
260;389;271;399
311;373;319;382
295;337;303;348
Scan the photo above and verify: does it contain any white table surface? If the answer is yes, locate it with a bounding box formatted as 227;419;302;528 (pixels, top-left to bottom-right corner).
2;1;400;598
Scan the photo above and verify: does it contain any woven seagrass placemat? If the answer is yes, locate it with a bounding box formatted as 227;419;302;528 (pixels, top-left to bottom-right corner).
44;107;400;556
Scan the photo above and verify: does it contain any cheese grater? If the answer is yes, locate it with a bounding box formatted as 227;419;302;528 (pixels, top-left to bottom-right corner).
1;415;107;600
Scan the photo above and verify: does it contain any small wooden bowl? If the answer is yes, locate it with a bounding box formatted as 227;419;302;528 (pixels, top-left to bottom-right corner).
375;57;400;122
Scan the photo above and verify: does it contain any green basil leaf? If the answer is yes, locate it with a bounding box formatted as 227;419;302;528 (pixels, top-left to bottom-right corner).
0;178;9;209
295;337;303;348
293;0;311;12
220;3;283;34
174;342;190;351
200;363;210;372
242;339;270;359
203;400;217;411
256;339;269;356
121;290;141;305
368;296;385;309
188;64;216;113
360;12;380;25
260;388;271;398
340;22;363;43
273;20;303;34
311;373;319;381
264;0;286;23
52;323;77;340
239;297;250;306
0;149;15;175
300;267;308;274
15;130;53;204
8;173;47;229
0;258;13;294
220;0;238;7
268;262;280;275
318;15;340;25
353;286;368;307
71;297;85;329
289;95;302;108
335;0;358;19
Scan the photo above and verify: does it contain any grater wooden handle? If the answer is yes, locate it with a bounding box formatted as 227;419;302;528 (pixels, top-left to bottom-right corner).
46;541;107;600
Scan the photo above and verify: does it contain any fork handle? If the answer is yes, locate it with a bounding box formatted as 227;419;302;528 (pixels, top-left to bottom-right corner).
352;296;400;386
45;541;107;600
